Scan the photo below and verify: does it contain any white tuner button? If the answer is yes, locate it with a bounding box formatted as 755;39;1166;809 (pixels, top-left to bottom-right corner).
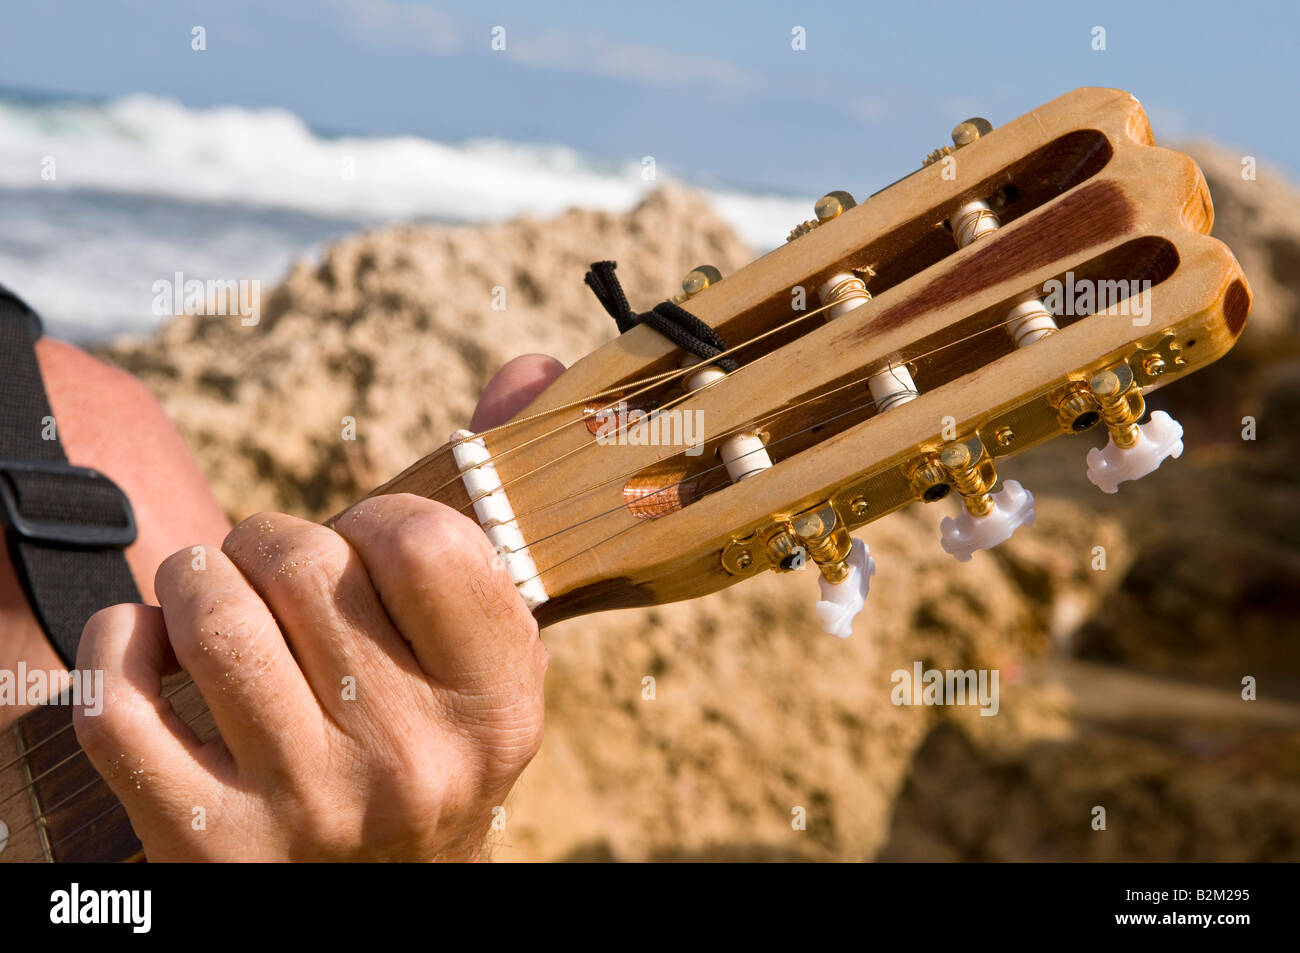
814;538;876;639
1085;410;1184;494
939;480;1036;562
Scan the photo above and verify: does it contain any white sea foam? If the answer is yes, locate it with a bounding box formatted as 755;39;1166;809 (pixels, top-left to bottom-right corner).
0;93;805;245
0;93;809;338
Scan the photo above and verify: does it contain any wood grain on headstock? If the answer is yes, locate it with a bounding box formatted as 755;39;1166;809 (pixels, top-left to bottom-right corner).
350;88;1252;623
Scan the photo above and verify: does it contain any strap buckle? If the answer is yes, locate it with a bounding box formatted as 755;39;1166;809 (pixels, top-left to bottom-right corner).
0;458;137;548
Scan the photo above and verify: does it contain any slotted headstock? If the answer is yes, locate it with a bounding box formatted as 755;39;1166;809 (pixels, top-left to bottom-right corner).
358;87;1251;629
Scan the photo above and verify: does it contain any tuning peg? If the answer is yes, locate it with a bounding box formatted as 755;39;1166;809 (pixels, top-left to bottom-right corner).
939;480;1037;562
932;440;1035;562
1086;410;1183;493
814;538;875;638
1081;366;1184;493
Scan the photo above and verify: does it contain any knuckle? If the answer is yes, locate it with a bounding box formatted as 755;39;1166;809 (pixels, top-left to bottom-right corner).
71;701;109;752
76;604;129;669
223;511;281;552
72;687;125;757
389;499;488;569
153;543;216;601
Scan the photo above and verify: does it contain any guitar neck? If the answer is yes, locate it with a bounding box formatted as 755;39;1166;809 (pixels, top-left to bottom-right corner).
1;675;212;862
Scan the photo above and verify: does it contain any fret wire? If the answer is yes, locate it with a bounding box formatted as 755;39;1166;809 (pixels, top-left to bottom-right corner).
21;799;127;864
2;773;112;854
0;679;197;855
0;745;85;813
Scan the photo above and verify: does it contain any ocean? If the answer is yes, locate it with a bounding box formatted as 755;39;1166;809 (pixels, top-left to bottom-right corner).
0;90;808;342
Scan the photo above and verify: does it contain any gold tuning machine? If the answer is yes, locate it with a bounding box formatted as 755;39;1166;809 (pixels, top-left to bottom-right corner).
1086;362;1144;448
936;437;998;517
789;502;853;584
730;500;853;583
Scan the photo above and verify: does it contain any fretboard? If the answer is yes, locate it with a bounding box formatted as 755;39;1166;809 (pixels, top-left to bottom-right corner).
1;675;216;863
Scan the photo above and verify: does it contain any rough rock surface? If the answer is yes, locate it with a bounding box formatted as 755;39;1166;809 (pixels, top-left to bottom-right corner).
101;151;1300;861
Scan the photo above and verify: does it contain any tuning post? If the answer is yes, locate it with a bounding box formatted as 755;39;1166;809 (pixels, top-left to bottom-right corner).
908;456;953;503
938;439;996;517
786;190;857;243
1052;383;1104;434
928;118;1061;350
1083;364;1184;493
1088;365;1143;447
935;437;1036;561
789;502;854;584
681;357;774;484
669;263;776;484
674;264;723;302
923;116;993;168
817;271;919;413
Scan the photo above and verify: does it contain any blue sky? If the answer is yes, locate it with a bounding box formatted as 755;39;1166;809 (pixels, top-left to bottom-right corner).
1;0;1296;193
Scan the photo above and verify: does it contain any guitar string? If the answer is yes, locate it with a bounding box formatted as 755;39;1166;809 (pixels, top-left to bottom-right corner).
0;678;195;779
0;680;196;801
471;307;1030;533
514;384;888;552
452;296;1038;521
23;798;129;863
0;305;1030;810
0;686;206;858
6;681;214;861
515;390;896;585
7;772;119;861
447;307;822;517
1;306;1043;852
495;378;864;527
0;381;873;834
0;746;87;814
413;298;848;503
510;303;1061;585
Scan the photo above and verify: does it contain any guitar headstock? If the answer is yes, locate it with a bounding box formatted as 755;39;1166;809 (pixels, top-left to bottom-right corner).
365;87;1251;633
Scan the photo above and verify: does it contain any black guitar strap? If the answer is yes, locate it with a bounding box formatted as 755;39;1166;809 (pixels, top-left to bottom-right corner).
0;283;141;668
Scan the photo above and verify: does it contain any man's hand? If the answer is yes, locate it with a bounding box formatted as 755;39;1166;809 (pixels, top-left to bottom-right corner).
73;354;563;861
